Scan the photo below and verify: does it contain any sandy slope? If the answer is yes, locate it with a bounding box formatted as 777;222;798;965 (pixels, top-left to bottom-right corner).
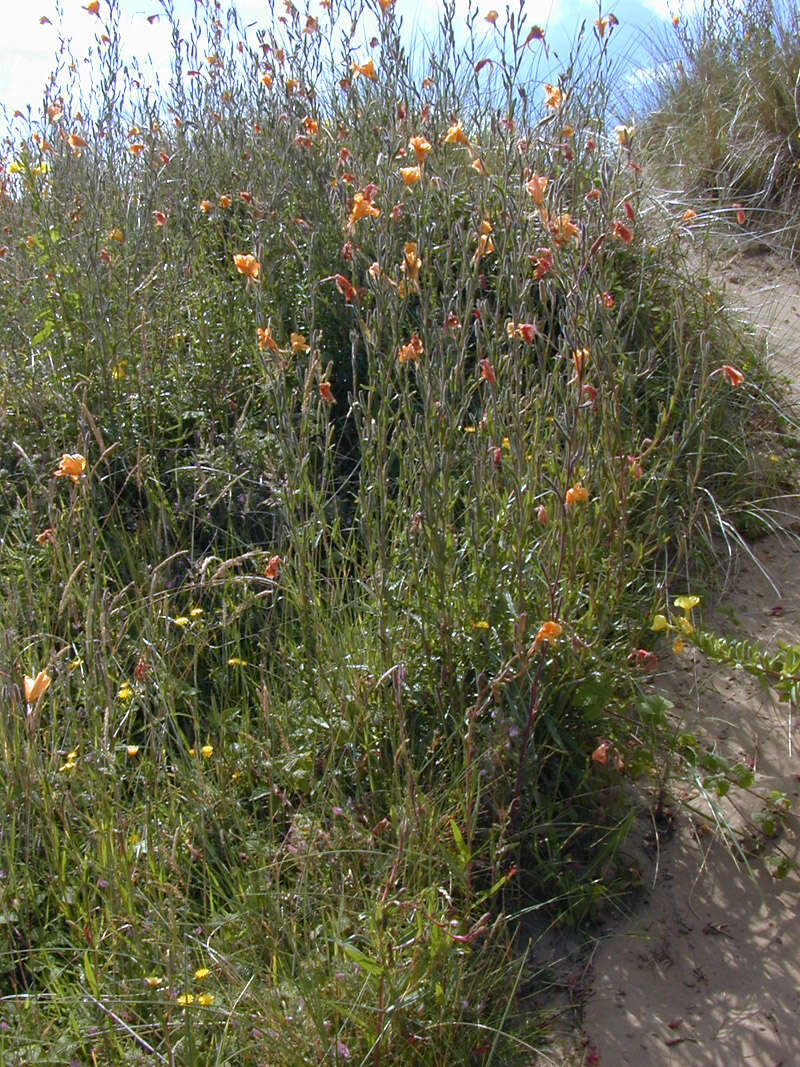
541;249;800;1067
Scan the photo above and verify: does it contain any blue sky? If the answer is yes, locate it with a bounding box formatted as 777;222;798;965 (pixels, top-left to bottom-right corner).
0;0;682;122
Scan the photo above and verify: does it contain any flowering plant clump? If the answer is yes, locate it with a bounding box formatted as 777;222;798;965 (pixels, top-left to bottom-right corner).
0;0;787;1062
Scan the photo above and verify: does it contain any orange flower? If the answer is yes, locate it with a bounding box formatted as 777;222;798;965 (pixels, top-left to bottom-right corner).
716;364;744;387
408;135;431;165
99;248;112;266
591;740;623;770
401;242;421;288
681;208;697;221
152;210;166;226
543;83;562;109
525;172;548;206
261;72;273;88
601;291;614;308
397;333;423;363
264;554;281;579
485;9;498;23
732;202;746;225
611;219;633;243
351;59;376;80
530;246;554;280
233;253;260;279
303;15;318;32
443;121;469;146
54;453;86;482
531;620;562;651
36;527;55;546
108;227;123;242
218;194;232;209
285;78;299;93
470;219;494;265
478;357;495;384
129;142;144;155
570;347;589;381
470;158;488;175
332;274;357;302
290;332;310;353
348;189;380;229
257;325;279;352
68;132;88;154
564;483;588;508
399;165;421;185
549;213;579;247
199;199;212;214
24;669;52;705
86;1;100;14
319;381;335;403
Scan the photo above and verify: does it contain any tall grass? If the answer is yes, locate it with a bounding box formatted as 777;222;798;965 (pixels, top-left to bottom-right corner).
0;1;789;1061
638;0;800;253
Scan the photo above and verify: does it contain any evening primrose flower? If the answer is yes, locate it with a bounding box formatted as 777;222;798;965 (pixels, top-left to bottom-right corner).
564;483;589;508
54;453;87;482
233;253;260;280
399;165;421;185
126;744;140;756
348;189;380;228
674;595;700;611
651;613;669;632
351;59;376;80
408;135;431;165
532;620;562;650
443;121;469;146
543;83;562;109
173;616;189;627
24;670;52;705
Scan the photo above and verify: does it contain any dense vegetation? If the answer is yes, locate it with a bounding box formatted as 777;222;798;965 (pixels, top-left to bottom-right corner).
0;0;793;1062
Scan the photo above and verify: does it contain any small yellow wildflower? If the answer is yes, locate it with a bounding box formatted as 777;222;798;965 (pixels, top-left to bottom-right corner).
227;657;247;666
118;683;133;699
672;637;685;655
144;976;163;987
176;993;194;1006
471;620;490;630
201;744;214;758
173;616;190;626
126;744;140;756
189;607;203;617
194;967;210;979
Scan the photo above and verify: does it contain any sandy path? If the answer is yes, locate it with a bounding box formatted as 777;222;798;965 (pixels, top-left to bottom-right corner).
541;250;800;1067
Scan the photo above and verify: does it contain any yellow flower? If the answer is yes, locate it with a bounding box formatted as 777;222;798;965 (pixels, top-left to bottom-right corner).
201;744;214;758
118;683;133;699
471;620;490;629
227;657;247;666
108;227;124;242
197;993;214;1005
173;616;189;627
54;453;87;482
24;670;52;705
677;616;693;635
176;993;194;1006
126;744;140;756
144;976;163;987
651;614;669;632
190;607;203;617
112;360;127;380
672;637;685;655
674;594;700;611
194;967;210;979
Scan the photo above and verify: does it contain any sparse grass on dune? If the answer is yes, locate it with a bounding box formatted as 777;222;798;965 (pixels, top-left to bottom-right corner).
0;1;793;1063
637;0;800;254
